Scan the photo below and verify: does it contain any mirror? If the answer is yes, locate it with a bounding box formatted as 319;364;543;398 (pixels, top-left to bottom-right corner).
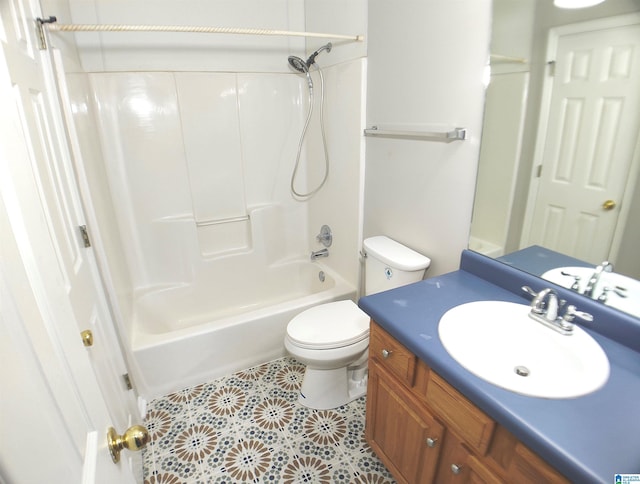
470;0;640;317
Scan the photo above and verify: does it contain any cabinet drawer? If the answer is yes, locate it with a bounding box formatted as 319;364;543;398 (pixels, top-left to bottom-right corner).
370;322;416;386
425;372;495;454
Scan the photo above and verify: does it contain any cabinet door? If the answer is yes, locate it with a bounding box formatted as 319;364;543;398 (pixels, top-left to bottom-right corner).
366;361;444;484
508;444;568;483
436;433;504;484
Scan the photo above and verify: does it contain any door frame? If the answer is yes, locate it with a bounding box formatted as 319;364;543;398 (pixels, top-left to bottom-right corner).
520;12;640;261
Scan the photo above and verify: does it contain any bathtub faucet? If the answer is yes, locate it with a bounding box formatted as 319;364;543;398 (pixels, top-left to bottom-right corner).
310;248;329;261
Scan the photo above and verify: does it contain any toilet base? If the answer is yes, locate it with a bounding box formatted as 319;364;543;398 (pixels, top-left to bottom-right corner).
297;364;368;410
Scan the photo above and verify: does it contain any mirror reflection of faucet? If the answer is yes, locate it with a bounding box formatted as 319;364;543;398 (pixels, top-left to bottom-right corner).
584;261;613;298
556;261;629;303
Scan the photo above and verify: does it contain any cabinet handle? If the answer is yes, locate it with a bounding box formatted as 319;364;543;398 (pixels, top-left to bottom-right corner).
381;349;392;359
451;463;463;475
425;437;438;448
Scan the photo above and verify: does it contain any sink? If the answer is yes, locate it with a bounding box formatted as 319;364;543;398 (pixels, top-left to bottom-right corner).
438;301;609;398
542;266;640;317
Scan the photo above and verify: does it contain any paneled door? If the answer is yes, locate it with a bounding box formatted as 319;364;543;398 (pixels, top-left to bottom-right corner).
522;14;640;264
1;0;139;481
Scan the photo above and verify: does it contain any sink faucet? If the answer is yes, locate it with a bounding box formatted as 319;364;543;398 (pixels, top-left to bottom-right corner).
310;248;329;261
524;286;559;321
522;286;593;335
583;261;613;298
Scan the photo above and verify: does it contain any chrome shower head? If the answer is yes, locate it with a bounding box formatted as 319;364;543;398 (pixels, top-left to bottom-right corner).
288;55;313;90
288;55;309;74
288;44;332;91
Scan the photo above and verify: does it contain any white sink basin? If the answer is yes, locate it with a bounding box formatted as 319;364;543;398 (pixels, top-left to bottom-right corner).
438;301;609;398
542;267;640;317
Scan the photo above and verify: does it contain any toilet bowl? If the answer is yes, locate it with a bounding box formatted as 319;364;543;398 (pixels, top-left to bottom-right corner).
285;236;431;409
285;300;370;410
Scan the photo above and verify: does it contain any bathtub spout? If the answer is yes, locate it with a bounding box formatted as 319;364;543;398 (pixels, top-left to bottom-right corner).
310;248;329;261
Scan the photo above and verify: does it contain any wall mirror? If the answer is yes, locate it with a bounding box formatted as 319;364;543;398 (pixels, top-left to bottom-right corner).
470;0;640;317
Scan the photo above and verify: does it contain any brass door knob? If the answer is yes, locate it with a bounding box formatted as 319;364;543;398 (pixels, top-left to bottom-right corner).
107;425;149;463
81;330;93;347
602;200;616;211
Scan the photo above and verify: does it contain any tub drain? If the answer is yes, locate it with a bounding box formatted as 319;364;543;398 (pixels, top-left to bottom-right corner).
514;365;530;377
318;271;325;282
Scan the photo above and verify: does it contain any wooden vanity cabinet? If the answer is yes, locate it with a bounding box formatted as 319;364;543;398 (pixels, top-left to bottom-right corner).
366;321;569;484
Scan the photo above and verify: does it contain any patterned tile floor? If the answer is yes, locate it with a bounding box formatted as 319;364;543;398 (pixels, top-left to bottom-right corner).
142;357;396;483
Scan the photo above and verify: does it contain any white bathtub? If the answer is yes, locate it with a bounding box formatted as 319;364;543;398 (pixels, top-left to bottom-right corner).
468;236;504;258
131;260;356;400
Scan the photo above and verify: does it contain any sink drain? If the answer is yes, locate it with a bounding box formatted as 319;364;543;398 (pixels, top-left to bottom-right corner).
514;365;530;377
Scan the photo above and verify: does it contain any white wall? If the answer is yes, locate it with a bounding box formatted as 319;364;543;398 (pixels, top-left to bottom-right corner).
364;0;491;277
64;0;305;72
470;0;535;256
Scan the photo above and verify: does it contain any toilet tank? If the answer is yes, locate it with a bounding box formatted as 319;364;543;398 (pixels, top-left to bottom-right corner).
363;236;431;296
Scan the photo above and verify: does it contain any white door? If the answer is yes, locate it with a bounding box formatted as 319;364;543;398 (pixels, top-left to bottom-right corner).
0;1;140;482
522;14;640;264
1;198;138;484
0;0;137;427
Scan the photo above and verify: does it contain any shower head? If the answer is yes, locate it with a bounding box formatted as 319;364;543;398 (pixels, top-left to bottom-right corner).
288;55;313;90
288;55;309;74
288;44;332;91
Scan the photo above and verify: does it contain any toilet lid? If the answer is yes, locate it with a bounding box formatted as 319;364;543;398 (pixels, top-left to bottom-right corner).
287;300;370;349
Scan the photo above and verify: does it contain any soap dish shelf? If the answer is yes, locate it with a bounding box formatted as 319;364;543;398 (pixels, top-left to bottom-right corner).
363;126;467;142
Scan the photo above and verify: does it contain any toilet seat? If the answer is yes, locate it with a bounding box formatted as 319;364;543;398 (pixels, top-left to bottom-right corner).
287;300;370;350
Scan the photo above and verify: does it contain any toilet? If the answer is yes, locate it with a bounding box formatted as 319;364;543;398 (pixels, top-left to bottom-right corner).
285;235;431;409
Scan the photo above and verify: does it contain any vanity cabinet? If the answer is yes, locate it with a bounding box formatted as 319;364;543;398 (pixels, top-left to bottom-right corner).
366;321;569;484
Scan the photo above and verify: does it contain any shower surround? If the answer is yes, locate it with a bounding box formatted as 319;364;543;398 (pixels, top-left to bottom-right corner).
59;0;368;400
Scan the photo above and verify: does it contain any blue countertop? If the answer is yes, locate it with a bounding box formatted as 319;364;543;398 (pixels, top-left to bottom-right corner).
358;250;640;483
497;244;593;276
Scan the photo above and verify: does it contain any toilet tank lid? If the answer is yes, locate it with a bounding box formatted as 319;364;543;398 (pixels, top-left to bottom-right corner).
363;236;431;271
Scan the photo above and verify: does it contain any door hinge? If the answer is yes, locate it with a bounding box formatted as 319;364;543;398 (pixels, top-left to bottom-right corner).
123;373;133;390
547;60;556;76
536;165;543;178
79;225;91;247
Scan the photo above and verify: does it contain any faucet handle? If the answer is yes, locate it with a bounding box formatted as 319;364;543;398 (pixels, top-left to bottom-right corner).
560;271;582;291
315;225;332;247
561;305;593;324
521;286;537;298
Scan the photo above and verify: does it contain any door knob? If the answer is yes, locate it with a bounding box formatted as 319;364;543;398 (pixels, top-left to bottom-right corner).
107;425;149;463
80;330;93;347
602;200;616;211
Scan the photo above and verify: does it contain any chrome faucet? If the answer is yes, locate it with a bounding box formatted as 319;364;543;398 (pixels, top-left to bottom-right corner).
524;286;559;322
584;261;613;298
522;286;593;335
310;248;329;261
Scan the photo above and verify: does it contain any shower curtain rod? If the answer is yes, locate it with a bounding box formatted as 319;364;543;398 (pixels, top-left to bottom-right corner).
36;16;364;49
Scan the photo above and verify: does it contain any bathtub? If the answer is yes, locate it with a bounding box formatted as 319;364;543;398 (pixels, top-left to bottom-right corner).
468;236;504;258
131;260;356;400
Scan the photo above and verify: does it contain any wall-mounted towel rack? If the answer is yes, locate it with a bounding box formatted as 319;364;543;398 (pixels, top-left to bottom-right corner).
363;126;467;142
490;54;528;65
36;16;364;50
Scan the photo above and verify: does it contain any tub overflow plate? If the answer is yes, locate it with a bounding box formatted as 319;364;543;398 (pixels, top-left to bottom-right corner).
514;365;530;377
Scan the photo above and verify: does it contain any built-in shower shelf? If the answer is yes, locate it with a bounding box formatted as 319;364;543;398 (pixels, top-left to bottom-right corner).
363;126;467;142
